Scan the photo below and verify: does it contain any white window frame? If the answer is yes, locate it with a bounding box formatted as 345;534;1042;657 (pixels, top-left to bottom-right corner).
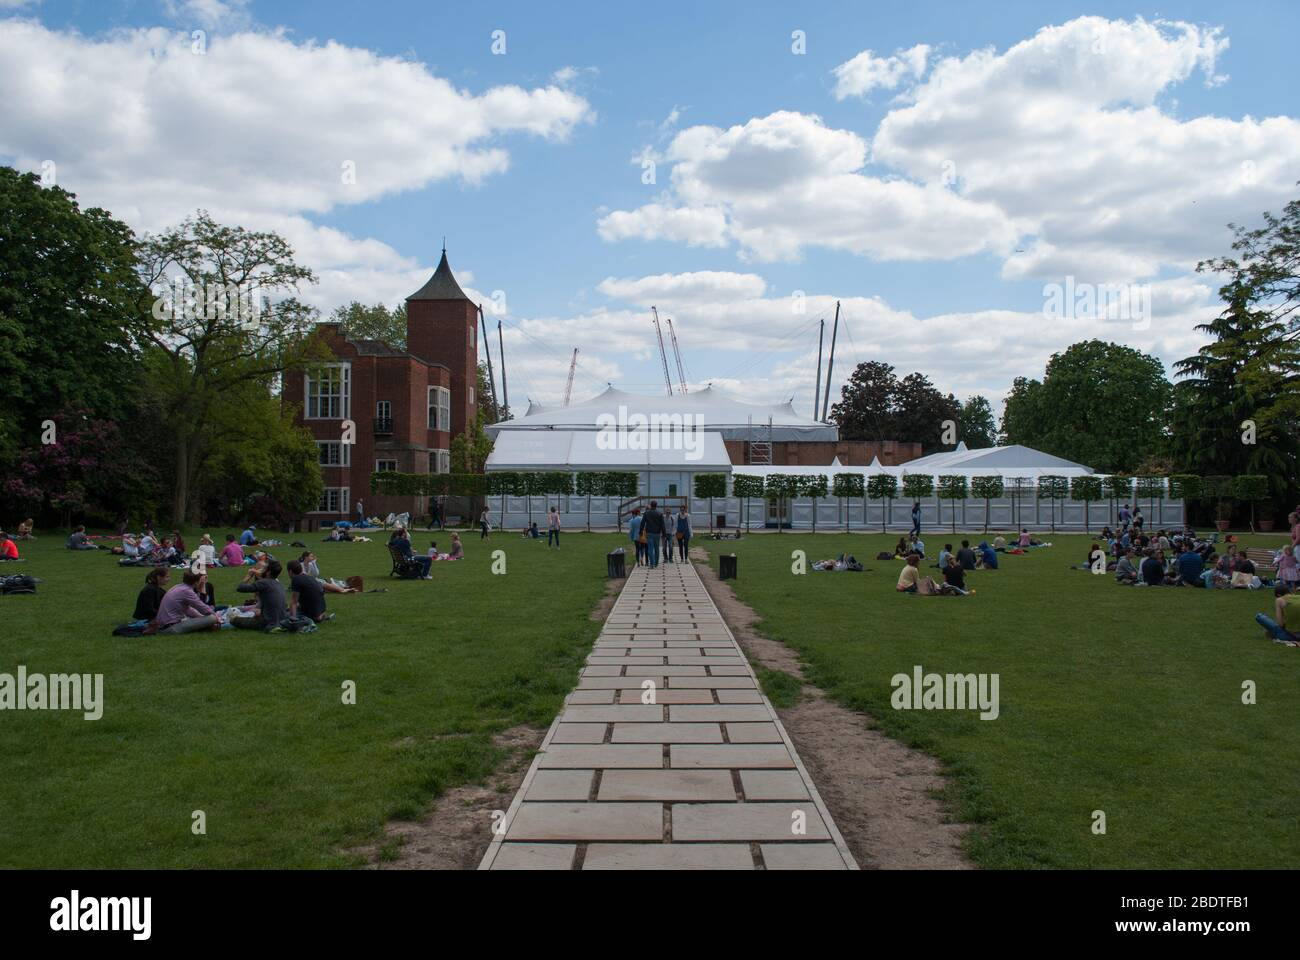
375;459;398;473
375;400;391;420
305;363;351;420
317;440;350;467
313;486;350;514
434;449;451;474
428;386;451;431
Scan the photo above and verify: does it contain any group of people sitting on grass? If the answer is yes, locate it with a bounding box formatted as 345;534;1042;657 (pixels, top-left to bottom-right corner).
122;549;354;635
895;539;1000;596
1095;526;1296;591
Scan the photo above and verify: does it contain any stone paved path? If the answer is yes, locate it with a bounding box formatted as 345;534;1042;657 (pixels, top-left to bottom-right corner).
479;560;857;870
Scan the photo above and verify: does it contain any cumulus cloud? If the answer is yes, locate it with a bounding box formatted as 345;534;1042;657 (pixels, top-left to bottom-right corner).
599;110;1018;261
601;16;1300;285
831;43;930;99
0;20;592;309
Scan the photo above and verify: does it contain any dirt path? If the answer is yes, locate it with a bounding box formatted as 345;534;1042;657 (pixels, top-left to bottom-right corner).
690;547;973;870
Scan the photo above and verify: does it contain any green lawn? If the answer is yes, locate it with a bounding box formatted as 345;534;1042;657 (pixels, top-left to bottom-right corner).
1;528;622;868
701;531;1300;869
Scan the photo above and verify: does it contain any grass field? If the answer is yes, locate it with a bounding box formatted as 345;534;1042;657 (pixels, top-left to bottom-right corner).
0;528;623;868
701;531;1300;869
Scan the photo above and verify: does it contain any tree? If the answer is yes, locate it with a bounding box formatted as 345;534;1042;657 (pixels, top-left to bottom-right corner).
970;475;1004;533
331;300;407;348
693;473;728;533
892;374;960;454
832;473;864;533
764;474;800;532
451;411;494;474
1234;475;1270;531
0;167;148;457
1000;340;1170;473
829;361;960;453
1203;475;1236;526
1169;283;1299;521
829;361;897;442
1070;476;1104;534
1134;476;1164;524
1104;475;1133;529
866;474;898;533
733;474;764;532
136;211;321;522
936;475;968;533
1037;475;1069;532
575;472;598;532
802;474;829;534
958;395;998;448
901;474;933;506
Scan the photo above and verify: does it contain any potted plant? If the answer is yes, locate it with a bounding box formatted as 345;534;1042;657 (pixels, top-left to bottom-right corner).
1204;475;1234;532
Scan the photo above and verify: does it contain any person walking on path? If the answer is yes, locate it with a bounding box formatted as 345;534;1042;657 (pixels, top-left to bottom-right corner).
628;508;645;566
479;505;491;540
547;506;562;548
642;501;666;568
675;507;693;561
910;501;922;537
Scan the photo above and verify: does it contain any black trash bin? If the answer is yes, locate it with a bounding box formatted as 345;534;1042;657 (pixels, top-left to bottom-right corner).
719;554;738;580
607;550;627;579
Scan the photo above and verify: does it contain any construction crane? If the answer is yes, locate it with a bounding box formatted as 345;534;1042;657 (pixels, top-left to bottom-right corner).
563;347;579;406
665;317;688;394
650;306;673;397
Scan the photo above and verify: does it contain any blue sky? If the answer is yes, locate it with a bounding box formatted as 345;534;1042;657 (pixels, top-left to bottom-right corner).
4;0;1300;411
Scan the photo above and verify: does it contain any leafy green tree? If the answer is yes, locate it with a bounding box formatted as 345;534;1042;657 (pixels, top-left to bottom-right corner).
957;395;998;448
866;473;898;533
137;211;321;522
892;374;961;454
1000;340;1170;473
0;167;148;456
829;362;959;453
763;474;800;533
451;411;495;474
801;474;829;533
970;475;1004;533
331;300;407;348
693;473;728;533
1037;475;1069;532
1234;475;1270;531
732;474;764;532
1169;284;1299;520
1070;475;1104;534
832;473;864;533
936;475;968;533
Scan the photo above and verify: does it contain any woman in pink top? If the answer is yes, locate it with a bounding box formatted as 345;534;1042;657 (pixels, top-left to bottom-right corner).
220;533;245;566
1289;512;1299;548
1280;545;1299;587
1017;529;1031;548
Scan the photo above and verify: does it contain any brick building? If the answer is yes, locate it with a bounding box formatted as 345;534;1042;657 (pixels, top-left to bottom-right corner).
287;248;479;528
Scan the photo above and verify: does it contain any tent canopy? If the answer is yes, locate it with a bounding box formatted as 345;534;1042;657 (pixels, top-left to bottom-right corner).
487;384;836;442
486;429;733;471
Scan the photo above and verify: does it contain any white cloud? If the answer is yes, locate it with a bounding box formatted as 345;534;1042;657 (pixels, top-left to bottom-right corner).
602;16;1300;285
597;271;766;305
600;110;1017;261
0;20;592;313
164;0;253;31
831;43;930;99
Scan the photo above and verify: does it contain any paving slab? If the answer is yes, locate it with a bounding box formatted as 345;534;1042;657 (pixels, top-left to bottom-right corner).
583;843;754;870
480;562;855;871
598;769;736;802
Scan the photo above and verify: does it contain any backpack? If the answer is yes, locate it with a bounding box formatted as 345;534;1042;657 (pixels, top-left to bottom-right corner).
0;574;38;594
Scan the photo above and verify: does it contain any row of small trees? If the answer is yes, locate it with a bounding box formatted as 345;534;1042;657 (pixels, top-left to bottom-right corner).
692;472;1275;534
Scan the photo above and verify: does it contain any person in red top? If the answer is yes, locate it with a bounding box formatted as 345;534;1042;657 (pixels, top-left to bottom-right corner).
0;531;19;560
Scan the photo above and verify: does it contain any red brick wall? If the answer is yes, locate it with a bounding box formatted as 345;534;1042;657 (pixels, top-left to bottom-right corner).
406;298;478;438
723;439;923;466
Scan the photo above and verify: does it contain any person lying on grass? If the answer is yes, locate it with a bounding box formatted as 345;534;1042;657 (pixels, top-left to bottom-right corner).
896;553;958;595
1256;582;1300;645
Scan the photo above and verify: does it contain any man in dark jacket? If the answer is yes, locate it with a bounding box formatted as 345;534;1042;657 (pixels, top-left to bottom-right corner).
641;501;666;567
